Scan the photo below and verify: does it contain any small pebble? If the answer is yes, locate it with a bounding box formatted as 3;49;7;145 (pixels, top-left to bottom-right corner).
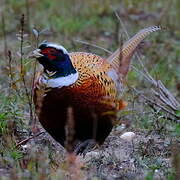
120;132;136;141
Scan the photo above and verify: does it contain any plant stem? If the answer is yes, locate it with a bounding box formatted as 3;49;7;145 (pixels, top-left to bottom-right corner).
1;12;8;58
20;14;34;126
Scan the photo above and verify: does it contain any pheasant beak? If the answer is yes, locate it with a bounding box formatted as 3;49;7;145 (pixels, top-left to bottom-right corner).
28;49;43;58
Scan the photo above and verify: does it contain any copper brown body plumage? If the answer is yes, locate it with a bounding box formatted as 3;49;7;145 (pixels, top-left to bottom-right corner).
32;26;161;153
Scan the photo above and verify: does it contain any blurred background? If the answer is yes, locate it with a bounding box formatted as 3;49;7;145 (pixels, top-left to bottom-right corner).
0;0;179;179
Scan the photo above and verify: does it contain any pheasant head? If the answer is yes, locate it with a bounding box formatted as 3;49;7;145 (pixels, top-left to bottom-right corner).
31;43;79;87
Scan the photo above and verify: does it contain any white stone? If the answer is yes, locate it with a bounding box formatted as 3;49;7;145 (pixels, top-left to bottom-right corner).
120;132;136;141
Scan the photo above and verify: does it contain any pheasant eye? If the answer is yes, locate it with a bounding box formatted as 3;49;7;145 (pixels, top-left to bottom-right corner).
50;49;57;53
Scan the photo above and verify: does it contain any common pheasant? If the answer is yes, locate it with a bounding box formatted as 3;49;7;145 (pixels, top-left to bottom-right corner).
31;26;160;154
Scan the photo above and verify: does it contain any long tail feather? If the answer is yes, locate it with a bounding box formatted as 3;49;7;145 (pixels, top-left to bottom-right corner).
107;26;161;77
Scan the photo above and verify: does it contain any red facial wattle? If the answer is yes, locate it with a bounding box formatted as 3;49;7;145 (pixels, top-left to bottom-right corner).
41;48;57;60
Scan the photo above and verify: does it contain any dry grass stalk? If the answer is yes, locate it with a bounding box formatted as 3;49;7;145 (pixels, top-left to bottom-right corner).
132;88;180;122
132;62;180;121
25;0;30;33
66;152;84;180
65;106;75;153
7;50;23;98
64;107;84;180
74;39;112;54
1;11;8;58
19;14;35;126
7;51;13;94
29;28;41;126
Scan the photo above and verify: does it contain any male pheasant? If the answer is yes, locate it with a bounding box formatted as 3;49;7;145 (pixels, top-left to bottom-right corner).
31;26;160;154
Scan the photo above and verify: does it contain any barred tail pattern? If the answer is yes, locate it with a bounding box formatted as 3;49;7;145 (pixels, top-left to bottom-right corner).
107;26;161;77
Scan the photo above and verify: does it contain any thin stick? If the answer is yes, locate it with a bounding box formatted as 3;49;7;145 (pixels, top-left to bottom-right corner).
8;51;13;93
7;50;25;99
30;32;40;126
74;39;112;54
1;12;8;58
133;88;180;122
25;0;30;33
16;131;45;147
115;11;130;39
65;107;75;153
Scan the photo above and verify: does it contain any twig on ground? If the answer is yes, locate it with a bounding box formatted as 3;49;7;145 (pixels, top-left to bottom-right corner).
132;88;180;122
16;131;45;148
